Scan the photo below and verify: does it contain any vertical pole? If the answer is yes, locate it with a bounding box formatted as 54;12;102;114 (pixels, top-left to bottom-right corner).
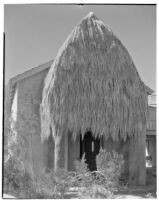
100;136;104;149
54;135;61;172
64;133;68;170
2;32;5;197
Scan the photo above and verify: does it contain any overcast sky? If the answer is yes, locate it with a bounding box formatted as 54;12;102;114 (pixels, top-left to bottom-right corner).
4;4;156;91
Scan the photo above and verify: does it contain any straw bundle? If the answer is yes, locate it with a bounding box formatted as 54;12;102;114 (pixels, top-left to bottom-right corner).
40;12;147;142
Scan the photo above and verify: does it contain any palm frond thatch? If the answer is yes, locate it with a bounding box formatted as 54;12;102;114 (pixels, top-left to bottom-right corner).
40;12;147;142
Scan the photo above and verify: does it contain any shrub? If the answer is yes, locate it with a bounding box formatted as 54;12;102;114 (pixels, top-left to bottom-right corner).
35;155;91;198
36;168;74;198
96;149;124;187
3;98;40;198
7;149;123;199
74;153;93;188
75;149;124;198
3;156;35;198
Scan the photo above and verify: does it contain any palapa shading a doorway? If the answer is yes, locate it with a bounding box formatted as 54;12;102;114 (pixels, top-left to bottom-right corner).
5;7;155;189
40;12;148;185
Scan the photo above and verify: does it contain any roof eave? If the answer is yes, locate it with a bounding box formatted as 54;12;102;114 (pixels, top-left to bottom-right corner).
144;85;154;95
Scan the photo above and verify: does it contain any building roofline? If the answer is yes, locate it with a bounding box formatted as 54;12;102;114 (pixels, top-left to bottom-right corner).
8;59;154;95
9;59;53;85
148;105;156;109
144;85;154;95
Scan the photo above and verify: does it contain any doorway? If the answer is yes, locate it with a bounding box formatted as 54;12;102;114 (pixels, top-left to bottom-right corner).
80;131;100;171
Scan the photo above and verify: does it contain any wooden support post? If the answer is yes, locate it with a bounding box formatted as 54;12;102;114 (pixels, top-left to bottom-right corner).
64;133;68;170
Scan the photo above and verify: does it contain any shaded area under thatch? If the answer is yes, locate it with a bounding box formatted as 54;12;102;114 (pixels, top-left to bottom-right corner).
40;12;147;142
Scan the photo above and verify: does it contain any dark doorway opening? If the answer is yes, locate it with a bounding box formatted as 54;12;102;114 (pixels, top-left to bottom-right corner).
80;131;100;171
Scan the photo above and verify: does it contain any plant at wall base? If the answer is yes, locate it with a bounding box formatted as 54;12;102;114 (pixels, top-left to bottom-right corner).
96;149;124;196
74;153;93;187
29;150;124;199
74;149;124;198
3;156;35;198
34;155;88;198
35;168;77;198
3;97;40;198
96;149;124;184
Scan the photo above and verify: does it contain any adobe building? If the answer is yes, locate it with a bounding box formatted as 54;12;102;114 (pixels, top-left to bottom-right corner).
5;12;156;185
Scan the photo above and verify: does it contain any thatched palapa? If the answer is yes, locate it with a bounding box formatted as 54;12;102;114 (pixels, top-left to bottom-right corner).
40;12;147;143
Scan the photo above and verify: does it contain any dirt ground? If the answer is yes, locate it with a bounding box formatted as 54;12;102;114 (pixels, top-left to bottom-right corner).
3;168;157;199
115;185;156;199
115;168;157;199
3;185;156;199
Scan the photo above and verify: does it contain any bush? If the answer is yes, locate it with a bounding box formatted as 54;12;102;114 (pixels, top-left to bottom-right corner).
3;156;35;198
74;154;93;188
75;149;124;198
35;155;90;198
36;168;75;198
96;149;124;195
96;149;124;187
4;147;124;198
3;98;40;198
35;150;124;199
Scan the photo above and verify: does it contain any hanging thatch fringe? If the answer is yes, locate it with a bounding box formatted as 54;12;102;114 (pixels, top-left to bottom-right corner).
40;12;148;142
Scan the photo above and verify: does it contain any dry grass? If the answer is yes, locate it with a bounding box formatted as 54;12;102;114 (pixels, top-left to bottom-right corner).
40;12;147;142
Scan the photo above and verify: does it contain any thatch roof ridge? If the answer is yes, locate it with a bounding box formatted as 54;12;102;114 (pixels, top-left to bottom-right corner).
49;12;113;66
40;12;148;142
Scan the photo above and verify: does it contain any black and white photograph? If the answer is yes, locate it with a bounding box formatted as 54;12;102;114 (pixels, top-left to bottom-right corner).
3;4;156;198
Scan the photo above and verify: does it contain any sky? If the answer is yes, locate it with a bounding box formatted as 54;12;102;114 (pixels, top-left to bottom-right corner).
4;4;156;91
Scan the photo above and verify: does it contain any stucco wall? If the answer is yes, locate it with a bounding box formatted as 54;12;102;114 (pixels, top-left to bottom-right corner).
103;137;129;173
16;68;49;177
12;66;77;175
68;134;80;171
43;134;54;170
